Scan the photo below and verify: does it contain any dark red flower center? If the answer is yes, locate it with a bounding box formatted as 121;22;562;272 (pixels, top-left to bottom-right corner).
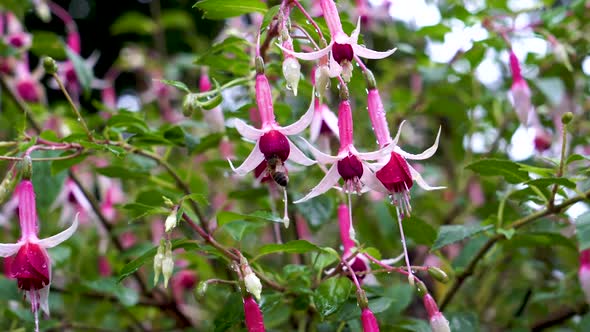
375;151;413;193
16;80;39;103
346;256;368;282
337;154;364;181
259;130;290;162
534;134;551;152
8;35;26;48
10;243;50;291
332;43;354;64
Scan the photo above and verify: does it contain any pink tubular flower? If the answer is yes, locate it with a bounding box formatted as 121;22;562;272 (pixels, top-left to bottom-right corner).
509;50;532;126
423;294;450;332
0;180;78;331
338;204;370;283
579;249;590;304
361;308;380;332
295;96;392;203
228;64;315;176
243;295;266;332
3;13;32;50
278;0;395;80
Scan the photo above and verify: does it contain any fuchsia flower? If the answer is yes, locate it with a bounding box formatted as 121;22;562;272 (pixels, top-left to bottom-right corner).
295;96;392;203
279;0;395;80
243;295;266;332
361;308;380;332
228;62;315;176
508;50;532;126
423;294;450;332
2;12;32;50
0;179;78;331
579;249;590;304
338;204;370;283
52;178;94;225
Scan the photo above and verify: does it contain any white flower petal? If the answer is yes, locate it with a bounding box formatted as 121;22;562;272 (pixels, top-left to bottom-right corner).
396;126;441;160
409;165;445;191
309;112;323;142
37;214;79;248
288;140;316;166
0;242;22;257
391;120;406;146
277;43;332;61
38;285;51;315
294;164;340;203
328;55;343;77
350;17;362;44
299;137;339;164
360;163;388;193
228;141;265;176
356;143;395;160
234;118;265;140
322;106;339;138
280;89;315;135
353;45;397;59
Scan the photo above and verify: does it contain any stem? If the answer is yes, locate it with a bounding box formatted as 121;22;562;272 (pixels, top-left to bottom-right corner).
439;189;590;310
51;73;94;142
549;120;569;208
291;0;326;43
0;148;83;161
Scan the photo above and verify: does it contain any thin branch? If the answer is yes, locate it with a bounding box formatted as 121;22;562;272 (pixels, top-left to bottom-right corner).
51;73;94;142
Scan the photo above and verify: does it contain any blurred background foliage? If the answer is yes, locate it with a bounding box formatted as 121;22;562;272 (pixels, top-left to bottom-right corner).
0;0;590;331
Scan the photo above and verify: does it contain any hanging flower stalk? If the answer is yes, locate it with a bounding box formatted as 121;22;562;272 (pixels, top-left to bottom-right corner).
508;49;532;126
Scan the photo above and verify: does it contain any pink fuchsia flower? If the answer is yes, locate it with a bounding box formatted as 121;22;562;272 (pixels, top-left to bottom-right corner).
279;0;396;80
579;249;590;304
338;204;371;283
2;12;32;50
243;295;266;332
295;96;392;203
0;179;78;331
228;63;315;176
423;294;450;332
508;50;532;126
51;178;94;225
361;308;380;332
172;270;198;305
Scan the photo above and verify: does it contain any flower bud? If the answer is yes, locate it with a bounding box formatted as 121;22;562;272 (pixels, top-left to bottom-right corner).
423;294;450;332
361;308;380;332
182;93;200;117
428;266;450;283
153;240;165;285
0;170;15;204
162;241;174;288
315;65;330;99
244;270;263;301
20;155;33;180
282;57;301;96
415;279;428;297
196;280;208;298
243;296;266;332
164;206;179;233
562;112;573;125
42;57;58;75
255;56;265;75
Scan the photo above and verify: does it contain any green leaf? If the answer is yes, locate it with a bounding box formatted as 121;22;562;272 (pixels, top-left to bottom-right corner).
65;47;94;94
523;177;578;189
504;232;576;251
220;220;266;241
95;165;149;179
294;195;334;229
110;12;155;35
313;277;353;318
50;152;87;175
158;79;191;93
83;278;139;307
30;31;66;60
31;151;67;211
118;240;200;282
432;224;493;251
217;210;283;226
576;212;590;251
466;159;530;184
447;312;480;332
254;240;321;260
387;206;437;246
193;0;267;20
213;293;244;332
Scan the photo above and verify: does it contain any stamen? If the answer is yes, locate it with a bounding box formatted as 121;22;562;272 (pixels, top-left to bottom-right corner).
282;187;289;228
347;192;358;245
395;206;414;286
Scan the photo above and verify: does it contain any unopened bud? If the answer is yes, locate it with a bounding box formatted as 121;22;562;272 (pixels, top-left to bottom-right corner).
34;2;51;22
165;206;179;233
153;240;166;285
43;57;58;75
415;279;428;297
182;93;200;117
244;271;262;301
562;112;573;125
162;240;174;288
282;57;301;96
0;170;15;204
364;69;377;90
196;281;208;298
315;65;330;99
341;61;354;82
255;56;265;75
428;266;450;283
20;155;33;180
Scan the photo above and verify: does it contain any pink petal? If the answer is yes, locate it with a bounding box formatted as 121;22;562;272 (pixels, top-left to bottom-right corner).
277;43;331;61
288;140;316;166
228;141;265;176
350;17;362;44
352;44;397;60
321;106;340;138
37;214;78;248
234;118;265;140
294;164;340;203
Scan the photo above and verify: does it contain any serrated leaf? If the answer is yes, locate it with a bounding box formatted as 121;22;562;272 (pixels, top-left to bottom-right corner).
193;0;267;20
432;224;493;251
254;240;320;260
313;277;353;318
466;159;529;184
576;212;590;251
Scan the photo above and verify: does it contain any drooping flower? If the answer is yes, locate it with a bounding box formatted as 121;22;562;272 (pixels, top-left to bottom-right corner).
361;308;380;332
508;50;532;126
278;5;301;96
338;204;371;283
51;178;94;225
0;179;78;331
295;95;392;203
243;295;266;332
423;294;451;332
579;249;590;304
278;0;396;80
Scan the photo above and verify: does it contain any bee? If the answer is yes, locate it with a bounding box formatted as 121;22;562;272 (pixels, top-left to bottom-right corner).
267;155;289;187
